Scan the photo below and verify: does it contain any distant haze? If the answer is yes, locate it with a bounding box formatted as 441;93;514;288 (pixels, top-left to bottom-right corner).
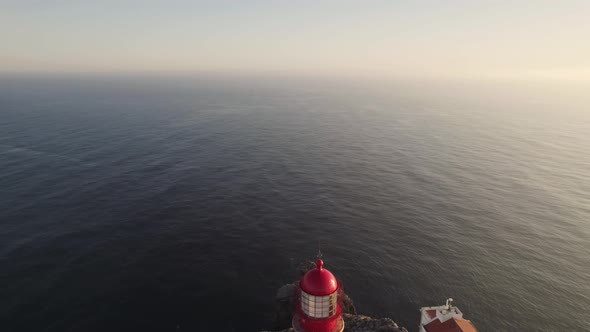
2;0;589;80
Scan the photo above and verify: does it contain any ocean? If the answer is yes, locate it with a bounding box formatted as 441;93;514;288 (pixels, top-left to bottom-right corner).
1;74;589;331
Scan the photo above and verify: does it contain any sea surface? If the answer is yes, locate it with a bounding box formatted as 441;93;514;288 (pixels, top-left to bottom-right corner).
1;74;589;332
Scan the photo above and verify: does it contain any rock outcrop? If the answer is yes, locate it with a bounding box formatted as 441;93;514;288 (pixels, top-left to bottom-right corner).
341;314;407;332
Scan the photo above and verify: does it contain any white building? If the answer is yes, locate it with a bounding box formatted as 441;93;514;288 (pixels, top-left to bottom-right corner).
419;298;478;332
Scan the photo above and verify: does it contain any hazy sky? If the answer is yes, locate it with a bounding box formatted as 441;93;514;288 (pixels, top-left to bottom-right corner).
2;0;589;79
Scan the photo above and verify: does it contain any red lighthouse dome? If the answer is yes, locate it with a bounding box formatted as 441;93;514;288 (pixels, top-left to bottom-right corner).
301;259;338;296
293;258;344;332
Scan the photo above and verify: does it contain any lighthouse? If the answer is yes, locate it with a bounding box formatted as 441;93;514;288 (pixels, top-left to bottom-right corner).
292;257;344;332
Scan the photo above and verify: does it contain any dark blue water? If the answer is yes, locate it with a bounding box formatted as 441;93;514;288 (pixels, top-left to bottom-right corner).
1;75;589;332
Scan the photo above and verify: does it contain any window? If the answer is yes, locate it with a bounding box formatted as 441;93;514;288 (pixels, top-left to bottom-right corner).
301;290;337;318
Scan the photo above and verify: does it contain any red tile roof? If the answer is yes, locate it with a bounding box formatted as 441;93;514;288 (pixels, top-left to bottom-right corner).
424;318;478;332
425;309;437;319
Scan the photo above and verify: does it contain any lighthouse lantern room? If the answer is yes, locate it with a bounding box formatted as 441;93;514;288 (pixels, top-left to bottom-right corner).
293;257;344;332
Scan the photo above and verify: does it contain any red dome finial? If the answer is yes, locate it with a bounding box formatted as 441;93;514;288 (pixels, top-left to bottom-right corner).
316;259;324;270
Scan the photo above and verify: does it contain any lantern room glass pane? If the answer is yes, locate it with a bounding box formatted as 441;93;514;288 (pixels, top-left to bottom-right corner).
301;290;337;318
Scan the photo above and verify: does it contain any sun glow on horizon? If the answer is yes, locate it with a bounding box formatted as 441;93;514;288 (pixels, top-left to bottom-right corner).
1;1;589;81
